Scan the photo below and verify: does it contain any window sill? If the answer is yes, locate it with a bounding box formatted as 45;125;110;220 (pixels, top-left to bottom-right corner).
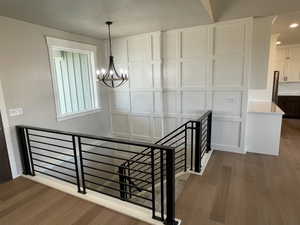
57;108;103;122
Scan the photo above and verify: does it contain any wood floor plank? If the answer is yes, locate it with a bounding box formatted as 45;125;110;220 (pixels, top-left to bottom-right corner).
209;166;232;223
176;119;300;225
71;205;103;225
0;179;150;225
0;184;47;217
0;177;34;201
0;187;64;224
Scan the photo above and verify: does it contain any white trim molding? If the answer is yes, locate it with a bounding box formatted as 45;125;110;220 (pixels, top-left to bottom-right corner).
46;36;101;121
23;174;181;225
0;80;19;178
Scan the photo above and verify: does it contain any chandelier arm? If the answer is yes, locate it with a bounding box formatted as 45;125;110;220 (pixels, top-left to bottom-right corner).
116;77;128;88
112;78;114;88
115;79;125;88
99;80;110;88
111;59;122;78
102;76;111;87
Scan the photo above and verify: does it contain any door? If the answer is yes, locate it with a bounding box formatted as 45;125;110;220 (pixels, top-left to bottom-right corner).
0;111;12;183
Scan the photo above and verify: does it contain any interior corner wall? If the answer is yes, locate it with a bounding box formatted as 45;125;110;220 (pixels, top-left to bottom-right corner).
249;16;273;89
248;34;279;101
108;18;253;154
0;16;111;176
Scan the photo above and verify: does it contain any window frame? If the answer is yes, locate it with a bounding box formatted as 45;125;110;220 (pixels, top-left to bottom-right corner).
46;37;101;121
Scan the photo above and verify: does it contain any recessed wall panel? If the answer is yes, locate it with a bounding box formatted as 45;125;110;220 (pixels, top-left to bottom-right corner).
163;31;178;60
130;116;151;137
163;92;178;114
163;61;178;88
213;54;244;87
112;114;130;134
181;91;206;113
129;62;153;89
213;91;242;116
128;35;150;62
153;117;162;138
212;120;241;148
181;27;208;58
214;24;245;55
110;91;130;112
181;60;206;88
131;92;153;113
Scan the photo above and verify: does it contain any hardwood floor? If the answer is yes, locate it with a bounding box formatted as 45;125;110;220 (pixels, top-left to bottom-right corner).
0;177;150;225
176;119;300;225
2;119;300;225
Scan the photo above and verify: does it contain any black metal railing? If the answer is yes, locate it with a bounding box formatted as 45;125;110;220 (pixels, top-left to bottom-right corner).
119;110;212;220
16;110;212;225
17;126;177;225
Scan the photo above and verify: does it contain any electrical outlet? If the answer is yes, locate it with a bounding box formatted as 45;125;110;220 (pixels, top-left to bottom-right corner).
9;108;23;117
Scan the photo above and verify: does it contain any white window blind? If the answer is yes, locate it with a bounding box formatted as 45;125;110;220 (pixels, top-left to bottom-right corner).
47;37;99;120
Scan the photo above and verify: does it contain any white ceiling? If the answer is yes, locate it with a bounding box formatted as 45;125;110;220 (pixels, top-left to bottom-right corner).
272;11;300;45
0;0;213;39
211;0;300;21
1;0;300;39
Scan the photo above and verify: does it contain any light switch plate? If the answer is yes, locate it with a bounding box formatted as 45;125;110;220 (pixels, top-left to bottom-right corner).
9;108;23;117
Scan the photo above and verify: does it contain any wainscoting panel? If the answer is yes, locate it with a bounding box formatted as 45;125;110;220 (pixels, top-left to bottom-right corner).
181;60;206;88
131;91;154;113
163;91;179;114
212;119;242;152
130;115;151;138
111;114;130;135
181;91;206;114
129;62;153;89
212;53;245;88
110;91;131;112
212;91;243;117
108;18;252;153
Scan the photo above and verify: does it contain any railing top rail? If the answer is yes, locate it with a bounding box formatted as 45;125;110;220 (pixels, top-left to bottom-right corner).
124;110;212;166
16;125;175;151
191;110;212;122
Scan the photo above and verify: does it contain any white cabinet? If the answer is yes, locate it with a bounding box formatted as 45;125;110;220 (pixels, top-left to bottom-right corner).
276;45;300;82
246;102;284;156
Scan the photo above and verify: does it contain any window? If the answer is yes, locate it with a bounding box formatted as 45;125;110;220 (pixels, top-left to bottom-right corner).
47;37;100;121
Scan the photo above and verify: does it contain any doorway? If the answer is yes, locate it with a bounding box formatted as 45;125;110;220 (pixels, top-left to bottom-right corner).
0;111;12;183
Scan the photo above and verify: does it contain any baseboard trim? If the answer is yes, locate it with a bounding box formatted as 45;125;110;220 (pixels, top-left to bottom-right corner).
188;149;214;176
22;174;182;225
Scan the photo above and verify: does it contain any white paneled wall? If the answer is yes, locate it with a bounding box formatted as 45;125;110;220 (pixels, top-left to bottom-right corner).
109;32;164;141
108;18;252;153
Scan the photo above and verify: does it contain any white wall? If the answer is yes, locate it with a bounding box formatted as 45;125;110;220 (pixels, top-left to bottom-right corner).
249;16;273;89
248;34;279;101
108;18;253;154
0;16;111;176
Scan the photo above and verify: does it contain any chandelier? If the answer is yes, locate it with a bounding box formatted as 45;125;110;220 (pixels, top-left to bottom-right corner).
97;21;128;88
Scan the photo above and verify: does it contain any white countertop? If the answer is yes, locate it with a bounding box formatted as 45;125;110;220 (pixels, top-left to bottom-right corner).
248;101;285;115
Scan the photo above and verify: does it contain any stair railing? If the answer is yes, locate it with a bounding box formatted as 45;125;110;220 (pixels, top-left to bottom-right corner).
17;126;177;225
16;110;212;225
119;110;212;220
